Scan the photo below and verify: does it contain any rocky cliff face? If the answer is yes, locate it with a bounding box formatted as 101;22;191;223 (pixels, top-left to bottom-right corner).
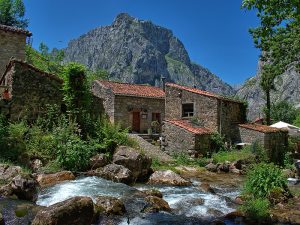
63;13;235;96
236;61;300;120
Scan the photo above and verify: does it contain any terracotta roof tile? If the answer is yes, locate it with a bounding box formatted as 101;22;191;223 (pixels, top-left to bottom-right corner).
238;124;288;133
96;80;165;98
166;83;242;103
165;119;213;135
0;24;32;36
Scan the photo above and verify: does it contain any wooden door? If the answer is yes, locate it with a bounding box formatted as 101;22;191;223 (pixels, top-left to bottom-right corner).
132;112;140;133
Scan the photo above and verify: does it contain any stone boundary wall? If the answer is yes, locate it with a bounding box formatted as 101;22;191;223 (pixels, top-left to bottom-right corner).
0;30;27;77
2;61;63;121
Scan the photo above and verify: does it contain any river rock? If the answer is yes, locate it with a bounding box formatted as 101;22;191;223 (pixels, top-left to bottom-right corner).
11;175;38;201
0;183;13;197
0;164;22;181
101;164;134;184
113;146;152;181
142;189;163;198
36;171;75;187
95;196;126;215
143;196;171;213
148;170;191;186
207;208;224;217
217;163;230;173
89;153;109;169
205;163;218;172
199;182;216;194
32;196;94;225
30;159;43;172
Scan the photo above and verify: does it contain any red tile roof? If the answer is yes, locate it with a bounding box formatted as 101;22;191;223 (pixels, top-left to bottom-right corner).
96;80;165;99
165;119;213;135
0;24;32;36
166;83;242;103
238;124;288;133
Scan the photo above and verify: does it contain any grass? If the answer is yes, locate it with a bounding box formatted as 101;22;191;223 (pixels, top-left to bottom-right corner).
212;148;255;163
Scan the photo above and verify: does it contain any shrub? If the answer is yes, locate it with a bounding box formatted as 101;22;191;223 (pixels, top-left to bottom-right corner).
53;119;95;171
243;163;288;199
210;133;227;153
240;198;270;221
212;148;255;163
0;114;8;148
250;140;268;163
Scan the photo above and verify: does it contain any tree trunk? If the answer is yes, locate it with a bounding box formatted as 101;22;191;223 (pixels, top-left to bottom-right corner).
266;89;271;125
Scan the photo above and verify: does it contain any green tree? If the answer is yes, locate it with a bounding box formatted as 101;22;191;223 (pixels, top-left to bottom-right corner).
270;100;298;123
0;0;28;28
242;0;300;125
293;112;300;128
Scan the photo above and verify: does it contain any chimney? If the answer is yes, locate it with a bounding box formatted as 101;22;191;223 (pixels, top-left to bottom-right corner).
161;76;166;92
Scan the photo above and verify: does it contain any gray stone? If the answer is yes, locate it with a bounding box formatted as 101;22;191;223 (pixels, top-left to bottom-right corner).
95;196;126;215
31;196;94;225
100;164;134;184
148;170;191;186
89;153;109;169
113;146;152;181
11;175;38;201
205;163;218;172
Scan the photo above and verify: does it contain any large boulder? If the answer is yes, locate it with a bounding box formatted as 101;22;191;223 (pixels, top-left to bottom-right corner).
95;196;126;215
31;196;94;225
113;146;152;181
148;170;191;186
205;163;218;172
143;196;171;213
11;175;38;201
100;164;134;184
89;153;109;169
0;164;22;181
36;171;75;187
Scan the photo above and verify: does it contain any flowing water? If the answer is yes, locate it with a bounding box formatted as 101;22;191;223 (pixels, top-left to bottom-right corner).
36;176;240;225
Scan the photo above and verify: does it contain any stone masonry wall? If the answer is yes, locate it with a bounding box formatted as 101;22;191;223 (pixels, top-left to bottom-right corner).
4;61;63;121
163;121;211;155
0;30;27;76
92;81;115;122
114;95;165;132
239;127;265;145
165;85;219;131
219;100;246;143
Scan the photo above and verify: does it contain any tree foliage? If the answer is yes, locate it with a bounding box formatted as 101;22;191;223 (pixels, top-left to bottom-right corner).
270;100;298;123
0;0;28;28
242;0;300;125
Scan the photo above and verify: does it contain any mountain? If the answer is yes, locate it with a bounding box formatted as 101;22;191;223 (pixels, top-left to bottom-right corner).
236;60;300;120
63;13;235;96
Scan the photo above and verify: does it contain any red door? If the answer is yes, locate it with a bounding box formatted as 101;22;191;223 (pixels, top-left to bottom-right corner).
132;112;140;133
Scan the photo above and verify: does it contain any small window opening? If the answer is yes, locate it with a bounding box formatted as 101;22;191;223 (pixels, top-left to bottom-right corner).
182;103;194;118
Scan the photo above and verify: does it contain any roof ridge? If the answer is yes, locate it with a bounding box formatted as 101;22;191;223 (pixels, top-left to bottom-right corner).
98;80;163;89
0;24;32;36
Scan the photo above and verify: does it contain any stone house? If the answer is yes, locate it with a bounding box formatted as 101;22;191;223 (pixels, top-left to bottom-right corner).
165;83;246;137
0;24;31;76
238;123;288;164
92;80;165;133
163;119;213;156
0;59;63;120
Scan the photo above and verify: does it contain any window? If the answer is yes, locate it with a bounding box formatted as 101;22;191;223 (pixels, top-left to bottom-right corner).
182;103;194;118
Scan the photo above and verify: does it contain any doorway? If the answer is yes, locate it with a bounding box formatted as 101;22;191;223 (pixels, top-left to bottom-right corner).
132;112;140;133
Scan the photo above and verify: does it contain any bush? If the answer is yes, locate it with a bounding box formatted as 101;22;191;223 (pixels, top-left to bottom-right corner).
250;140;268;163
212;148;255;163
243;163;288;199
210;133;227;153
240;198;270;221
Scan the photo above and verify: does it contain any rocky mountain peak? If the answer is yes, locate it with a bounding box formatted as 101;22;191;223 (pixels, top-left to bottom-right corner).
63;13;235;96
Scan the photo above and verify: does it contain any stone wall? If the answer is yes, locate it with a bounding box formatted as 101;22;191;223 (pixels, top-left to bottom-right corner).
114;95;165;132
163;121;211;156
165;85;219;131
0;30;27;76
219;100;246;143
239;126;288;164
1;61;63;121
92;81;115;122
165;85;246;142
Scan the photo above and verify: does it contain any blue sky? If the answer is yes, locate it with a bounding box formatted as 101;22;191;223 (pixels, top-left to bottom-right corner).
23;0;260;85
